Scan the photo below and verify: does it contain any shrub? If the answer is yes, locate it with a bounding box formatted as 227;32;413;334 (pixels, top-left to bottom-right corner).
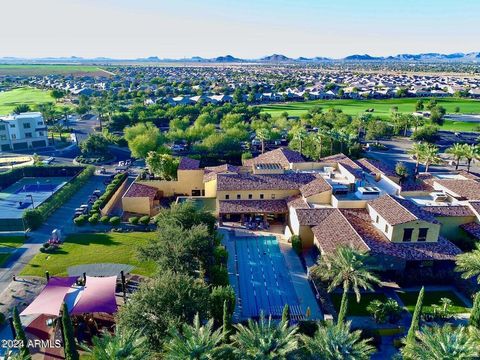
88;213;100;224
213;245;228;264
209;286;236;327
291;235;302;254
109;216;121;226
138;215;151;225
210;265;229;286
367;299;402;324
412;125;439;143
74;214;88;225
128;216;139;225
23;209;43;230
100;215;110;224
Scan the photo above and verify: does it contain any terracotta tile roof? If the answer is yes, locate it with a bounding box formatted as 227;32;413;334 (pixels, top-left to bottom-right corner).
422;205;475;217
203;164;239;182
468;201;480;217
457;170;480;180
218;200;288;214
124;183;158;199
461;222;480;240
243;148;304;168
320;153;363;177
178;157;200;170
394;197;439;223
296;208;336;226
368;195;418;225
401;174;435;192
341;209;461;261
286;195;310;209
356;158;397;177
312;209;370;254
299;176;332;198
216;173;316;191
434;179;480;200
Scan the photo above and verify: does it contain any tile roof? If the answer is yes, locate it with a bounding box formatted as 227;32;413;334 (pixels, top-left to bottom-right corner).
401;174;435;192
457;170;480;180
312;209;370;254
320;153;363;177
434;179;480;200
296;208;336;226
286;195;310;209
422;205;475;217
460;222;480;240
124;183;158;199
218;200;288;214
203;164;239;182
216;173;316;191
341;209;461;261
368;195;418;225
468;201;480;216
356;158;397;177
178;157;200;170
243;148;305;168
299;176;332;198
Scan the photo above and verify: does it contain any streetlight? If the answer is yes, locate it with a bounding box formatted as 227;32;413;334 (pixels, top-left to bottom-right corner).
26;194;35;209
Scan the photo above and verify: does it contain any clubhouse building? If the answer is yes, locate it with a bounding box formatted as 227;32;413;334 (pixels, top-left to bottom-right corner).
122;148;480;271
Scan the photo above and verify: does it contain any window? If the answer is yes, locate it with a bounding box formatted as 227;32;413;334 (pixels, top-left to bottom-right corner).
260;194;264;199
0;135;6;141
248;194;253;199
271;194;276;199
38;132;44;136
25;132;32;138
375;215;379;223
403;228;413;242
11;134;16;140
10;124;15;128
37;121;44;126
225;194;230;200
236;194;241;200
384;224;389;233
0;125;5;131
23;123;31;129
418;228;428;242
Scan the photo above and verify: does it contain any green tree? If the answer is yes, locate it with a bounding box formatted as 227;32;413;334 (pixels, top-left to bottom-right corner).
402;324;479;360
124;122;164;158
222;301;230;343
290;127;308;155
469;292;480;329
408;142;427;175
209;286;236;328
462;144;479;173
366;299;402;324
446;143;466;170
310;246;380;324
82;328;151;360
420;143;441;172
50;89;65;102
395;162;408;183
256;128;271;154
415;100;424;112
456;244;480;283
12;306;30;359
61;302;79;360
405;286;424;351
231;315;298;359
80;133;109;156
146;152;179;180
301;321;375;360
13;104;31;114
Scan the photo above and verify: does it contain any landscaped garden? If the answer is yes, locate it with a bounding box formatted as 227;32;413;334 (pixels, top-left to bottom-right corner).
20;232;157;277
396;289;470;314
331;292;389;316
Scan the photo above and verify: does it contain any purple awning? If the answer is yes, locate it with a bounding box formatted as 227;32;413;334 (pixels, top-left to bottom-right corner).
21;277;78;316
71;276;118;314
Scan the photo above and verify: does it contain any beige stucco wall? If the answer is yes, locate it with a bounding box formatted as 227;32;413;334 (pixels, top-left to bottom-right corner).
435;215;476;241
217;189;300;202
204;179;217;198
122;196;152;216
137;169;205;197
305;190;332;205
332;196;367;209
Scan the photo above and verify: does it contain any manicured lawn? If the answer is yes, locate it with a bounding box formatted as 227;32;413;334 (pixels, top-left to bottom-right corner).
0;236;26;248
331;292;389;316
260;98;480;132
20;232;157;277
0;64;106;76
0;253;11;266
396;290;470;314
0;87;55;115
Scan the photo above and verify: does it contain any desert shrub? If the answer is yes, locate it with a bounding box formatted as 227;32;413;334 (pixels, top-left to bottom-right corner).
291;235;302;254
210;265;229;286
88;213;100;224
74;214;88;225
100;215;110;224
128;217;139;225
139;216;151;225
109;216;121;226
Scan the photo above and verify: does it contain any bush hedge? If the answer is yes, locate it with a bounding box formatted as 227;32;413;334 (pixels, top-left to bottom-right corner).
210;265;229;286
100;215;110;224
291;235;302;254
88;213;100;224
74;214;88;226
23;166;95;230
128;217;139;225
98;172;128;210
138;215;151;225
109;216;121;226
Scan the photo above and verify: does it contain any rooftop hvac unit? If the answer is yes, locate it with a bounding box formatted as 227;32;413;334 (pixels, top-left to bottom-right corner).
431;191;448;202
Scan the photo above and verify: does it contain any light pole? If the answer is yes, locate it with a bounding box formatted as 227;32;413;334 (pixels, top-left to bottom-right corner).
26;194;35;209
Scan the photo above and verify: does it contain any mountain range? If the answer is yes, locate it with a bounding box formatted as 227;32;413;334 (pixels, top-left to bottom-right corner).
1;52;479;64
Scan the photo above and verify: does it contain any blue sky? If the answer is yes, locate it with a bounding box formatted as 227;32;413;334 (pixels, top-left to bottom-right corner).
1;0;479;58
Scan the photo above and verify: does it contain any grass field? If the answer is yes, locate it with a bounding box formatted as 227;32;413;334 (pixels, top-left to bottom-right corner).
261;98;480;132
0;236;26;249
0;87;56;115
20;232;157;277
0;253;11;267
0;64;110;77
396;290;470;314
331;292;389;316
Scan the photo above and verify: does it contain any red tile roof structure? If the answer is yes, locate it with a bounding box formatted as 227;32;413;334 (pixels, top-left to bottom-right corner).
218;200;288;214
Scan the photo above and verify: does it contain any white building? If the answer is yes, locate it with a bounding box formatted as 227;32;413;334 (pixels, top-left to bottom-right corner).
0;112;48;151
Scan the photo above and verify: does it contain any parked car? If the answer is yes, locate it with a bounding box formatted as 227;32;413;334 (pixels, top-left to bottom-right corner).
42;157;55;165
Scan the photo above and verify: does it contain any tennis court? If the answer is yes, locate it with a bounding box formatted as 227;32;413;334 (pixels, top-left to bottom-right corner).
0;177;69;219
232;234;306;319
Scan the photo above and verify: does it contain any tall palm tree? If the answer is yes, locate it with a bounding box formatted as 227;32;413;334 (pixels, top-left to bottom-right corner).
292;127;308;155
446;143;466;170
301;321;375;360
401;325;479;360
408;142;426;175
421;144;441;172
314;132;323;160
163;314;224;360
231;314;298;359
462;143;479;173
456;244;480;284
310;246;380;324
256;128;271;154
81;328;151;360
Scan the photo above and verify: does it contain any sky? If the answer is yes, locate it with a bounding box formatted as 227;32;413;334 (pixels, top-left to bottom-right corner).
1;0;479;59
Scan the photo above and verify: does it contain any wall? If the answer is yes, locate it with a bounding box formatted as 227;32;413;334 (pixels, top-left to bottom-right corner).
137;169;204;197
332;196;367;209
122;196;152;216
288;206;315;248
101;178;129;216
216;189;299;202
436;215;476;241
204;179;217;198
305;190;332;205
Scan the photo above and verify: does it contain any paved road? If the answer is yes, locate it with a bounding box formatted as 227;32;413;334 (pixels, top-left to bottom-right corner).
0;175;106;294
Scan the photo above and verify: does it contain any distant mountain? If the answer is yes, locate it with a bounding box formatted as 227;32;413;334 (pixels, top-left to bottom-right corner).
343;54;384;61
260;54;292;62
214;55;243;62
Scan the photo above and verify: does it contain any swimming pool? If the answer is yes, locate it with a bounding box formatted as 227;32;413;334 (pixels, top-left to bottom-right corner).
232;235;302;319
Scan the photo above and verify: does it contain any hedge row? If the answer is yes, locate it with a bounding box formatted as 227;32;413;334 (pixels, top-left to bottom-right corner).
23;166;95;230
92;172;128;213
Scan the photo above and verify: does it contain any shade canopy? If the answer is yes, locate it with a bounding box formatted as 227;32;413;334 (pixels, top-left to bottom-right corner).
71;276;118;314
21;277;78;316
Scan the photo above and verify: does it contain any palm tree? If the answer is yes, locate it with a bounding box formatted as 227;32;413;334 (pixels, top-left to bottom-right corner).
231;314;298;359
456;244;480;284
163;314;224;360
420;143;441;172
81;328;151;360
314;132;323;160
446;143;466;170
292;127;308;155
310;246;380;324
301;321;375;360
408;142;426;175
462;143;479;173
51;123;66;142
256;128;271;154
402;325;479;360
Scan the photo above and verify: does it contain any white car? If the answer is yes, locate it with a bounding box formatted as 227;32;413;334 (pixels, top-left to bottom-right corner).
42;157;55;165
